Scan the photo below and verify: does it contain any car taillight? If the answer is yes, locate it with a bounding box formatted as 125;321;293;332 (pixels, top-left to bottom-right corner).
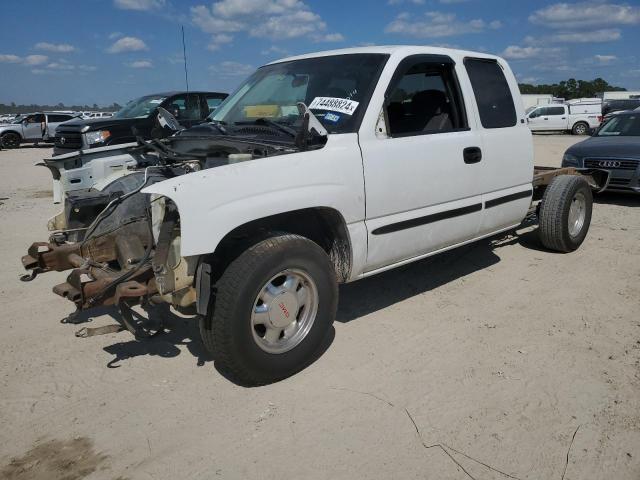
597;115;603;123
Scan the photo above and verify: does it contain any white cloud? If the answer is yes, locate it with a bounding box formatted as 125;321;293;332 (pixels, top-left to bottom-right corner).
387;0;425;5
24;55;49;66
260;45;289;56
524;29;621;45
46;61;75;70
529;2;640;29
210;61;255;77
501;45;565;60
594;54;617;64
191;0;343;43
113;0;165;10
107;36;148;53
385;11;501;38
34;42;76;53
207;33;234;51
0;53;48;66
0;54;22;63
127;60;153;68
109;32;123;39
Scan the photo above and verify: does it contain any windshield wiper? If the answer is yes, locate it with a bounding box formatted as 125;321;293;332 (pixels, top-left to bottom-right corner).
235;118;297;138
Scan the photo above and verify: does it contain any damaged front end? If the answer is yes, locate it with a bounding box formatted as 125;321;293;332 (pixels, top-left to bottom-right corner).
21;121;317;335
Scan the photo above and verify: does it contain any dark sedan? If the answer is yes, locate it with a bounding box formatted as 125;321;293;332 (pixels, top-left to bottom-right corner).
562;111;640;193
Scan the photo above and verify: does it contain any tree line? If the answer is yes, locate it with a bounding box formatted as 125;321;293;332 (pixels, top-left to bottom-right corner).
0;102;122;114
518;77;626;100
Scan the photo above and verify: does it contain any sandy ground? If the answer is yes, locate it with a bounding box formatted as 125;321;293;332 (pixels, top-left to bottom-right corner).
0;135;639;480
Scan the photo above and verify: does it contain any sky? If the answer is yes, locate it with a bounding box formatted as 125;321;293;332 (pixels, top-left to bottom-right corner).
1;0;639;106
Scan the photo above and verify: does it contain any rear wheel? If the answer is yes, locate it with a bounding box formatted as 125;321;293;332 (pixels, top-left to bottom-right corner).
1;132;21;149
571;122;588;135
200;234;338;385
538;175;592;252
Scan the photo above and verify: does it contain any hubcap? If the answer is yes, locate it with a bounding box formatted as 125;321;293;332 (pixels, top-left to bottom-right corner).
575;124;586;134
250;269;318;354
568;191;586;238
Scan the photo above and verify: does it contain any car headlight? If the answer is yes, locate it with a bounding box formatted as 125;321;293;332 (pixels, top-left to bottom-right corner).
83;130;111;145
562;153;580;167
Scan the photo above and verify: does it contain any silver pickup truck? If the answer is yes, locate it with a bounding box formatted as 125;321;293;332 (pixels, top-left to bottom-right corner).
0;112;79;148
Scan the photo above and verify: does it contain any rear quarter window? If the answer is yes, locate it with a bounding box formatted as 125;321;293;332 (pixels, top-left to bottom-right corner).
464;58;517;129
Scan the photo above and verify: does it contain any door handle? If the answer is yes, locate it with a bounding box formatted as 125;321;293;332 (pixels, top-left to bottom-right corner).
463;147;482;164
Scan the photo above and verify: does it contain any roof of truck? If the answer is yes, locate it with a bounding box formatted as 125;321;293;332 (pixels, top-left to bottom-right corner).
269;45;501;65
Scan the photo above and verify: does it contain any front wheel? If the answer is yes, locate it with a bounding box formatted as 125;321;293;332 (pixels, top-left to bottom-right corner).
1;132;21;149
200;234;338;385
538;175;593;252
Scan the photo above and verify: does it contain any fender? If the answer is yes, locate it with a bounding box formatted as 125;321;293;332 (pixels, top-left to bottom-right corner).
142;134;366;258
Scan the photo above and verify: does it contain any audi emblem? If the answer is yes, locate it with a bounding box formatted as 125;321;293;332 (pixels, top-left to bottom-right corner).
599;160;621;168
60;137;66;144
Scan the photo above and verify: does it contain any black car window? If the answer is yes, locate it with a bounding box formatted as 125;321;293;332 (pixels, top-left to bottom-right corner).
48;114;73;122
26;114;45;123
165;94;201;120
464;58;517;129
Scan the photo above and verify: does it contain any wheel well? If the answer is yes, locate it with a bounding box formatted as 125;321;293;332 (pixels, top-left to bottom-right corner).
1;130;22;138
206;207;352;283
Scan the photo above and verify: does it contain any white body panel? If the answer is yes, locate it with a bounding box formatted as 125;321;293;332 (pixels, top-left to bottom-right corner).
45;143;140;203
143;133;366;261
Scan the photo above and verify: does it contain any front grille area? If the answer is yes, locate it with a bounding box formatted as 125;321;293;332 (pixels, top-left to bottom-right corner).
54;131;82;150
609;178;631;187
584;158;639;171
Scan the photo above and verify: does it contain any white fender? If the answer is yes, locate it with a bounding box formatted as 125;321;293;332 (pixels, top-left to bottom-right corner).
142;134;365;259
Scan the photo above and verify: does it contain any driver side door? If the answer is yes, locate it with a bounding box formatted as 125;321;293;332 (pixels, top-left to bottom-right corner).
22;114;45;140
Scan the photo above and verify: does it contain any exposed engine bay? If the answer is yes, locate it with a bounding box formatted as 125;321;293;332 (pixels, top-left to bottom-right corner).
21;105;328;334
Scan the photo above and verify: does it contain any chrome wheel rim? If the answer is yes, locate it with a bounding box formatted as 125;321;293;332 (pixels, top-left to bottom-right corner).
568;191;586;238
575;124;586;134
250;268;318;354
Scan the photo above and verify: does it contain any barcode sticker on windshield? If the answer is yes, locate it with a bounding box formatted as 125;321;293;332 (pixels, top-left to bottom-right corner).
309;97;360;116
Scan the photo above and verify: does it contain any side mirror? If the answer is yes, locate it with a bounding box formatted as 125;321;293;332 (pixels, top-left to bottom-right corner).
156;106;183;132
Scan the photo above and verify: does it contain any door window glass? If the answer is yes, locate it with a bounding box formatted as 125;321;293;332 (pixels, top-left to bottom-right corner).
464;58;517;129
385;58;467;136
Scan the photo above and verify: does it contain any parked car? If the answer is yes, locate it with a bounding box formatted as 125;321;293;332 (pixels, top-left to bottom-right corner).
53;91;227;155
562;110;640;192
526;103;601;135
602;98;640;117
22;46;598;385
0;112;79;149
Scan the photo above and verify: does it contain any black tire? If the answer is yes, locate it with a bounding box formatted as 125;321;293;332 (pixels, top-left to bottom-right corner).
571;122;588;135
1;132;21;149
200;234;338;385
538;175;592;252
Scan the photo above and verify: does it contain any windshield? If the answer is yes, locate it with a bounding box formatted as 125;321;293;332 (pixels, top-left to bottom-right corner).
113;95;166;119
597;114;640;136
212;54;388;134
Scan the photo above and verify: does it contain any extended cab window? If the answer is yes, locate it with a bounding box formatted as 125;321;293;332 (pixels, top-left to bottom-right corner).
385;57;467;137
464;58;517;129
547;107;565;115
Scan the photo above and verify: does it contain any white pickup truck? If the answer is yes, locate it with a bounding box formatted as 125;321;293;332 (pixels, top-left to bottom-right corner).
526;102;601;135
22;46;601;385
